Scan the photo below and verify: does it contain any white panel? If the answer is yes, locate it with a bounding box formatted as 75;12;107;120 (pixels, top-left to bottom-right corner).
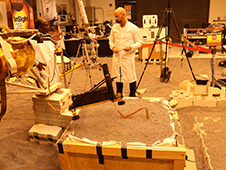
209;0;226;23
90;0;115;24
139;27;166;42
0;2;8;27
143;15;158;28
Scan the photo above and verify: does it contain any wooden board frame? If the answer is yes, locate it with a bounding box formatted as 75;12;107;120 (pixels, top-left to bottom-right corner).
57;139;186;170
56;97;186;170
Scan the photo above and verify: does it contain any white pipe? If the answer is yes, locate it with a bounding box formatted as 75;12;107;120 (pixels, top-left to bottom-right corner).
76;0;89;25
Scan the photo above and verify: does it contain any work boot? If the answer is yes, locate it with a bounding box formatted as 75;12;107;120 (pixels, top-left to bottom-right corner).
129;81;136;97
116;82;123;98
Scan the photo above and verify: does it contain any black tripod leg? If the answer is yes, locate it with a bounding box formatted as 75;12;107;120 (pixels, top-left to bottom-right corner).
155;10;168;41
161;38;170;82
137;11;169;89
170;11;197;82
136;41;157;89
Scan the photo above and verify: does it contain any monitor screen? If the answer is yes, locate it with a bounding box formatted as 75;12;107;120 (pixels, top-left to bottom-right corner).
66;25;74;33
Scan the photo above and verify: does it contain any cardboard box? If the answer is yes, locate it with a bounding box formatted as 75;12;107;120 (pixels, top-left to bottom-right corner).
139;43;165;60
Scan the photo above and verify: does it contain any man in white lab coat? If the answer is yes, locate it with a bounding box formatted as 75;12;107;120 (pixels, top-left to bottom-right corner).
109;7;142;97
30;18;60;86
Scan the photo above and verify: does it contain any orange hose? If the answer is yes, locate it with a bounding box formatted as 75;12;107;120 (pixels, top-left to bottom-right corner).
113;102;149;119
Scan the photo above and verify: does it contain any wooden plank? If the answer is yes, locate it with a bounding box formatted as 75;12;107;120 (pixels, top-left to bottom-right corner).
173;160;185;170
58;139;186;169
66;153;102;170
152;147;186;160
57;125;72;170
58;152;71;170
63;141;97;155
62;153;176;170
7;90;43;94
6;81;40;90
127;146;146;158
102;145;121;157
62;140;186;160
104;156;174;170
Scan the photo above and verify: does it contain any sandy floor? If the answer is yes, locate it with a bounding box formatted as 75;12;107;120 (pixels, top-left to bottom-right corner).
1;49;226;169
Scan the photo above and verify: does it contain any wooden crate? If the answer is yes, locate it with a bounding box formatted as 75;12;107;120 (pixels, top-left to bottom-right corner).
56;98;186;170
57;131;186;170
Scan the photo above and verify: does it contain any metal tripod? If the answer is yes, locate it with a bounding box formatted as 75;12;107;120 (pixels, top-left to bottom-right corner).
73;33;101;88
75;38;90;63
137;8;198;89
75;34;99;65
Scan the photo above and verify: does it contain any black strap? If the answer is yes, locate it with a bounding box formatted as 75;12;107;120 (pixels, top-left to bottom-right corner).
121;144;128;159
57;141;64;154
146;149;152;159
96;144;104;164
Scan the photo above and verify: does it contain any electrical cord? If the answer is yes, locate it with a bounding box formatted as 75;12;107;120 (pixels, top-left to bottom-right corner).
112;102;149;119
46;78;68;112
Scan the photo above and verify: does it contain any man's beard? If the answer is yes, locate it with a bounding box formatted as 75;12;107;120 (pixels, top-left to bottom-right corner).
116;19;121;24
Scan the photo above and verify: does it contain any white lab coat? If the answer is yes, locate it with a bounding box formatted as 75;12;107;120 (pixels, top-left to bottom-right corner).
30;40;60;85
109;21;142;83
